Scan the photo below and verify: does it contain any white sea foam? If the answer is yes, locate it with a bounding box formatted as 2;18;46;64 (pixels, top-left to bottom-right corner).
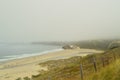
0;48;63;62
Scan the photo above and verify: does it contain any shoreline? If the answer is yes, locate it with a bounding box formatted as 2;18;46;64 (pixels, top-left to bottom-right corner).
0;48;63;63
0;48;104;80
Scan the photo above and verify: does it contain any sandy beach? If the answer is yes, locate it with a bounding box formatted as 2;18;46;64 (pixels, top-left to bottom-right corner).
0;48;103;80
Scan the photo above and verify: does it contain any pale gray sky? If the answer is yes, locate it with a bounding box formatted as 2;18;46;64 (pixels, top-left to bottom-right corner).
0;0;120;42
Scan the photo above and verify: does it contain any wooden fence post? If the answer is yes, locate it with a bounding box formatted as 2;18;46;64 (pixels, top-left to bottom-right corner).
93;57;97;72
48;76;51;80
80;64;83;80
112;50;116;60
107;57;109;65
101;57;105;67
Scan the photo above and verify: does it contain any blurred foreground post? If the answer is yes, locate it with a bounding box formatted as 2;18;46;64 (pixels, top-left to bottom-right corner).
112;50;116;61
101;57;105;67
93;57;97;72
80;64;83;80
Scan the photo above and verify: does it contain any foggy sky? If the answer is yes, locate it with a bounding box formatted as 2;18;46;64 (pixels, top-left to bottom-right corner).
0;0;120;42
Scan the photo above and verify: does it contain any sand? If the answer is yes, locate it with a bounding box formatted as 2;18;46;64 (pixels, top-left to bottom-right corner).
0;48;103;80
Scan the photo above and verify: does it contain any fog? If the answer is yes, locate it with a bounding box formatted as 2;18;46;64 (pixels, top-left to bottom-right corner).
0;0;120;42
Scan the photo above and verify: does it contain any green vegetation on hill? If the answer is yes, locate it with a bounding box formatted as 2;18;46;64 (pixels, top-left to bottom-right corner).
30;47;120;80
87;59;120;80
73;40;120;50
32;39;120;50
16;46;120;80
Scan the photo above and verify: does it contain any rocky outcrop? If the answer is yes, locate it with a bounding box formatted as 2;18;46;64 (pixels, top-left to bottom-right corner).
108;41;120;49
62;45;80;49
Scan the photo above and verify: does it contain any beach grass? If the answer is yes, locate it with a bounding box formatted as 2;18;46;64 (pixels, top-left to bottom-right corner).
31;47;120;80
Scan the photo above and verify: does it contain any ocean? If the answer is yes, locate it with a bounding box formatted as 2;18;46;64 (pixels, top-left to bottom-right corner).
0;43;62;62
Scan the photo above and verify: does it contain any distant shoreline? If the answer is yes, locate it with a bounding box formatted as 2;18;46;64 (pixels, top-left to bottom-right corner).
0;43;62;63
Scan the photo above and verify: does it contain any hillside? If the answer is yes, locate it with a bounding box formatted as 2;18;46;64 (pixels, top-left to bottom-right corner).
73;39;120;50
87;59;120;80
15;47;120;80
31;39;120;50
29;47;120;80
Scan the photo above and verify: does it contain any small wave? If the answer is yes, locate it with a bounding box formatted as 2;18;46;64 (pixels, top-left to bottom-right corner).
0;48;63;62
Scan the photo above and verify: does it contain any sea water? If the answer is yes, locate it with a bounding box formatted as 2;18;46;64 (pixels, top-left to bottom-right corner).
0;43;62;62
